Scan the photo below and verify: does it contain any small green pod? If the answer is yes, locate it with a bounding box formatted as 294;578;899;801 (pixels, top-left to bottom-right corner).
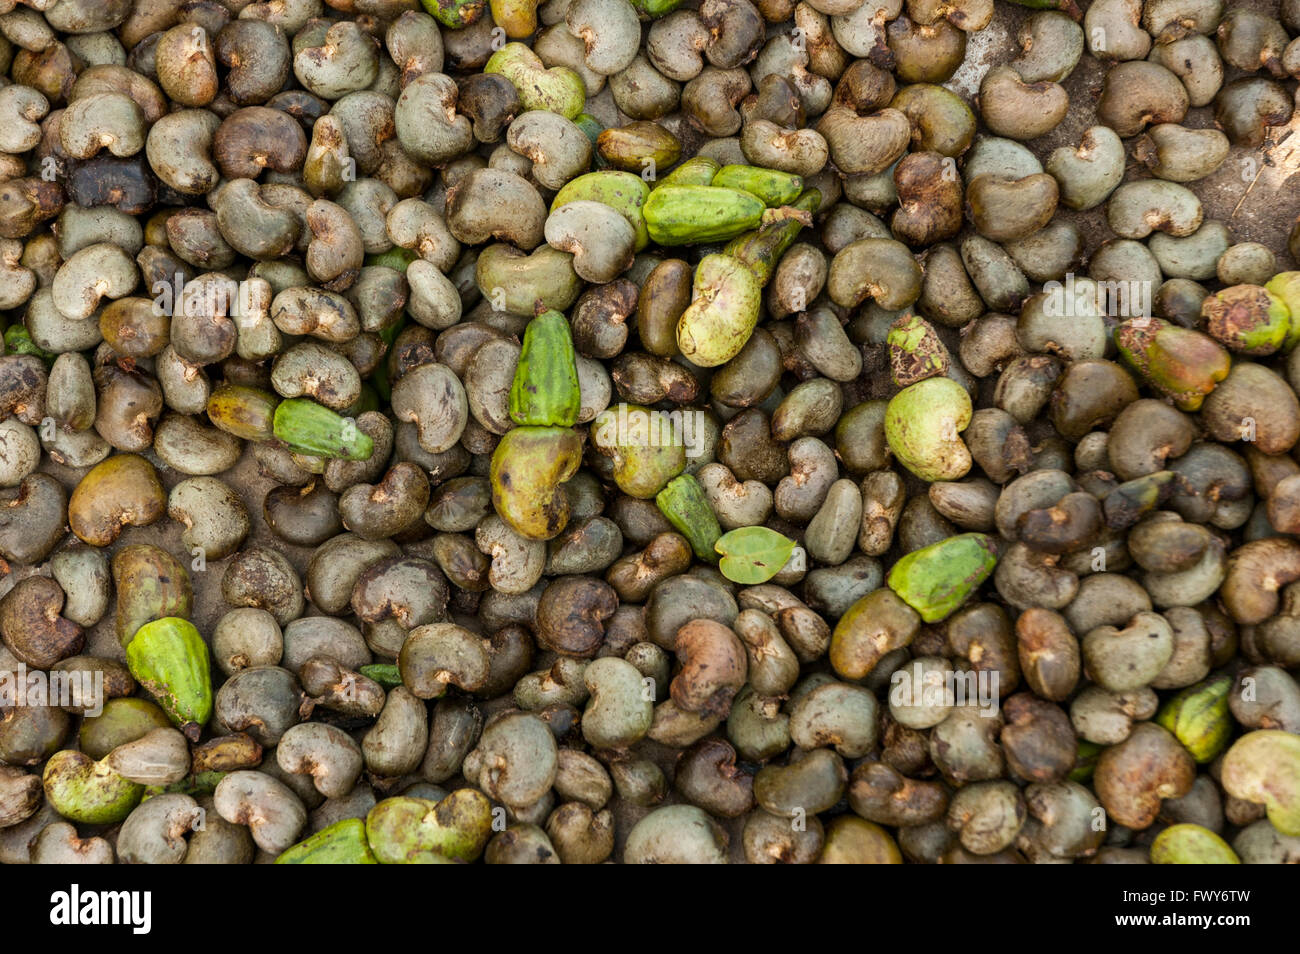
509;309;581;427
1156;674;1233;763
273;398;375;461
124;617;213;737
276;818;379;864
654;156;720;189
490;425;584;539
656;473;722;562
711;165;802;207
551;171;650;250
723;189;821;286
643;185;766;245
675;253;763;367
886;532;998;623
42;750;144;825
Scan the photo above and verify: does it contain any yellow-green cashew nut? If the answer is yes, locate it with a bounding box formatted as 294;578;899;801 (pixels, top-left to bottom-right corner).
884;376;973;481
365;789;494;863
1220;730;1300;836
591;403;686;498
42;750;144;825
1150;824;1240;864
675;254;763;367
490;425;584;540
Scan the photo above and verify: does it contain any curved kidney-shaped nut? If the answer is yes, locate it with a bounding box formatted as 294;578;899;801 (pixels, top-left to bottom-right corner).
394;71;475;165
1093;721;1195;829
398;622;490;698
276;722;364;798
305;198;364;291
506;111;592;191
213;770;307;855
293;20;379;100
566;0;641;76
445;167;546;249
0;84;48;154
59;92;146;159
51;242;137;320
671;618;747;717
391;362;469;454
1220;538;1300;625
116;792;203;864
155;24;219;107
269;286;360;342
386;199;461;272
105;727;191;786
544;201;636;284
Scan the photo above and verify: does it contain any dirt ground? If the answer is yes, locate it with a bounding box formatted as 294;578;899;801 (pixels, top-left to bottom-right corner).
12;0;1300;861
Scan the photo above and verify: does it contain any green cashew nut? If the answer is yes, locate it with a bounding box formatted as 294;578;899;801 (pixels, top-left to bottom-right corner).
485;43;586;119
1115;317;1231;412
643;185;766;245
1155;674;1233;763
273;398;374;460
276;817;379;864
656;473;722;562
591;403;687;498
1220;730;1300;836
887;532;998;623
510;310;581;428
125;617;214;738
42;750;144;825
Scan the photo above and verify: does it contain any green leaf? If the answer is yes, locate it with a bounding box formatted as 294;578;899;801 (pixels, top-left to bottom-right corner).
715;526;796;585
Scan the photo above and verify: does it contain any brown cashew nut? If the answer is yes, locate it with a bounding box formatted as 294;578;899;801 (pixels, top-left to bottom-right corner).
670;618;747;717
1220;538;1300;625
